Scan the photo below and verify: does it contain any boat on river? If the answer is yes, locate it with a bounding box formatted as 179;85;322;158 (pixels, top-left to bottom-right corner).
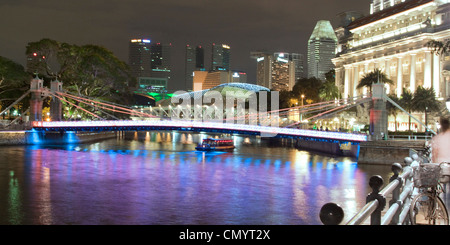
195;138;235;151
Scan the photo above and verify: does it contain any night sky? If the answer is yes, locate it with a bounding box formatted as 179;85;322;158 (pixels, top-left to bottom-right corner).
0;0;370;90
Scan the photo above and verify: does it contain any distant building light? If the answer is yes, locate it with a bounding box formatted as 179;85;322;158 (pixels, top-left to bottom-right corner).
257;57;264;62
233;72;240;78
131;39;151;43
277;57;289;63
222;44;230;49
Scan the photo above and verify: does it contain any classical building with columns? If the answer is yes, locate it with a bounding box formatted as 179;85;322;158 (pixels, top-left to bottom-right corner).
333;0;450;101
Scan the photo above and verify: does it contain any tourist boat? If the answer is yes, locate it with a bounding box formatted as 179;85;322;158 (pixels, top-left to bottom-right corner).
195;138;235;151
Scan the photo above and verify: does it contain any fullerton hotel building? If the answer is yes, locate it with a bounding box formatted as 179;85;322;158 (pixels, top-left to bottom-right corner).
334;0;450;100
333;0;450;131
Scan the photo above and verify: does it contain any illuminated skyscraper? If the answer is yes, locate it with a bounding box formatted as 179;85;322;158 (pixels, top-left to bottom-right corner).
128;39;152;78
211;43;231;71
185;45;205;91
307;20;338;81
151;42;172;82
251;51;296;91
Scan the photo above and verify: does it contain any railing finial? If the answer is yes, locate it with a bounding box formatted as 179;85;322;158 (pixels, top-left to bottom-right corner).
320;203;344;225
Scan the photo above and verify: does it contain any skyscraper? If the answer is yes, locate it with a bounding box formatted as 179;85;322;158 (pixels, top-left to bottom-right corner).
251;51;273;89
128;39;152;78
307;20;338;81
251;51;296;91
185;45;205;91
211;43;231;71
151;42;172;81
275;52;305;81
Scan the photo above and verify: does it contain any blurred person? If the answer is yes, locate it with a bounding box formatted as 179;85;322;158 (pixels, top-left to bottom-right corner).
432;117;450;163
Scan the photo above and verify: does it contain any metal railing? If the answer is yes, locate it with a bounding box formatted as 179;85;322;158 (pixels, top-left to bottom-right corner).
319;153;423;225
388;135;433;141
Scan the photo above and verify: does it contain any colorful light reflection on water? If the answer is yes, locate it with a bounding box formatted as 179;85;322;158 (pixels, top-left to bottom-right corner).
0;132;393;225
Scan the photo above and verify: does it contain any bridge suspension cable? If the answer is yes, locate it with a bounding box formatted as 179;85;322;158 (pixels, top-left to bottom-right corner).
54;91;159;119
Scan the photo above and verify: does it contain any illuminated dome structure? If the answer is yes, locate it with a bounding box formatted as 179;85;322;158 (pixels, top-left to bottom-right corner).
157;83;270;106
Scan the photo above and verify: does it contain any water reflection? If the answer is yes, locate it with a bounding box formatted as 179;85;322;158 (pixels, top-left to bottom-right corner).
0;131;393;225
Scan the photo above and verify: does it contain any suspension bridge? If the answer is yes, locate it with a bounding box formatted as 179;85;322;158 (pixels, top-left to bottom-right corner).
3;75;432;149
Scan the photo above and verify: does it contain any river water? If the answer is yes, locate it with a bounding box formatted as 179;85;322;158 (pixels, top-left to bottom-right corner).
0;131;393;225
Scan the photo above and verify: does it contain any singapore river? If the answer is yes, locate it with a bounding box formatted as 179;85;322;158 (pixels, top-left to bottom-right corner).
0;131;393;225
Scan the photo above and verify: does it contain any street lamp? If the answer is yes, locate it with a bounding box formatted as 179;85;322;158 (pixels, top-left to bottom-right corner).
299;94;305;123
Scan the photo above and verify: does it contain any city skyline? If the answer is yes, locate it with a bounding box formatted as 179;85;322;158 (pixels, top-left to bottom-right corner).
0;0;369;91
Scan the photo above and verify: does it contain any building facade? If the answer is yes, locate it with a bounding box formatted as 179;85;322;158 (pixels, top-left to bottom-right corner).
334;0;450;101
211;43;231;71
193;70;232;91
151;43;172;82
128;39;152;78
307;20;338;81
185;45;205;91
251;51;297;91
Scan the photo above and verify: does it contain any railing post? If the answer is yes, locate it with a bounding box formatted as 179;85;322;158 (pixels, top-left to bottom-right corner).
319;203;344;225
366;175;386;225
388;163;403;225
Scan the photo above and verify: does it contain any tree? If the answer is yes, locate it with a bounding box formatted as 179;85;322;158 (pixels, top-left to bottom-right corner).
427;40;450;56
292;77;322;105
412;86;440;132
319;69;340;101
399;88;414;132
0;56;30;117
357;68;394;93
26;39;134;119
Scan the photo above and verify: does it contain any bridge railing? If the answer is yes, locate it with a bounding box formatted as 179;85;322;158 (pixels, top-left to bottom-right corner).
388;135;433;141
319;154;421;225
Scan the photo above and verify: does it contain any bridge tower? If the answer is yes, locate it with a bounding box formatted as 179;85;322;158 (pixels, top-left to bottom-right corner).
50;79;63;121
29;75;45;121
370;83;388;140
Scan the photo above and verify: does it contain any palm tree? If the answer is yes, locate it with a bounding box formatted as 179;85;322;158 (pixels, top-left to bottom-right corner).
427;40;450;56
357;68;394;93
399;88;414;132
319;69;340;101
412;86;440;132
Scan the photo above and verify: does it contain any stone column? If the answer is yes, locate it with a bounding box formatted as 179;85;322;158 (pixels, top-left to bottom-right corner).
370;83;388;140
410;54;416;93
50;80;63;121
397;56;403;98
385;58;391;94
353;65;359;98
433;52;440;97
335;67;342;88
344;65;351;101
30;76;44;121
364;63;369;96
424;50;432;88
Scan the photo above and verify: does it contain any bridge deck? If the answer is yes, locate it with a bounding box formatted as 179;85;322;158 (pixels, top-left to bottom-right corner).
31;120;368;143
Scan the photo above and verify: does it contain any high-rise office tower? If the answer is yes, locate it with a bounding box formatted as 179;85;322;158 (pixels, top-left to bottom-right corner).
251;51;296;91
185;45;205;91
307;20;337;81
150;42;172;86
211;43;231;71
251;51;273;89
274;52;304;82
271;53;296;91
128;39;152;78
